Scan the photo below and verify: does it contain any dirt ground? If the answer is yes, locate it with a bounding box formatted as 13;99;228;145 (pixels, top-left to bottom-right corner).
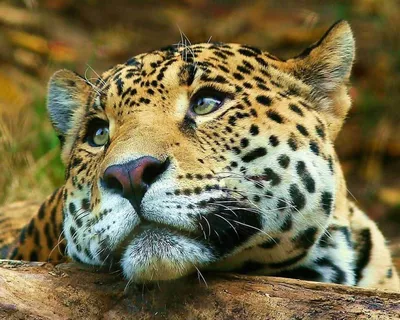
0;0;399;239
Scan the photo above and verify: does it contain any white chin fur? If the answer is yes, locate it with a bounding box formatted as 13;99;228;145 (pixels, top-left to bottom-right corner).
120;228;214;282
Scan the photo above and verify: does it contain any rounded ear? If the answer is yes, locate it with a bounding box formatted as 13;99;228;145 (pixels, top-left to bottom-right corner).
283;20;355;139
287;20;355;96
47;69;91;162
47;69;91;137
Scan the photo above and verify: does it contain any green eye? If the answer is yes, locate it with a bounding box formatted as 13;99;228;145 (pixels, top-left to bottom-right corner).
86;120;109;147
192;96;223;115
92;127;109;146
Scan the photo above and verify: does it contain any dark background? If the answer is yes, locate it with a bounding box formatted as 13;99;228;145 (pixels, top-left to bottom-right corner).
0;0;399;240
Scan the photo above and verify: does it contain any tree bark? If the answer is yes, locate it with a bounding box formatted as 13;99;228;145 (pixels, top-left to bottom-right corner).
0;260;399;320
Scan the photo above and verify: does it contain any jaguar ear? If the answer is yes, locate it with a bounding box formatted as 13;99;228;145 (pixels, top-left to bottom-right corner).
47;69;91;138
284;20;355;139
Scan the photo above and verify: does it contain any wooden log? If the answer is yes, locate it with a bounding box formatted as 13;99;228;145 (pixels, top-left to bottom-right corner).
0;260;399;320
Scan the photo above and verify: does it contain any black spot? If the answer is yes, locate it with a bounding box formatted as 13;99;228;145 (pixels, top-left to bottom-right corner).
232;147;241;155
70;226;77;239
259;238;280;249
185;63;196;86
296;161;315;193
315;125;326;139
75;216;83;228
288;136;298;151
249;124;259;136
280;215;293;231
116;78;124;96
18;227;27;244
278;154;290;169
263;168;281;186
233;72;244;80
84;248;94;260
238;48;258;57
34;230;40;247
316;258;347;284
194;187;202;195
255;56;269;67
214;75;228;84
139;97;151;105
289;184;306;211
256;95;272;106
242;60;254;71
294;227;318;249
310;141;320;155
289;103;304;116
267;110;284;124
328;157;334;174
242;45;262;55
228;115;236;126
318;231;334;248
277;198;287;212
354;228;372;284
125;57;139;66
69;202;76;215
218;64;229;73
242;147;267;163
240;138;249;148
71;157;82;168
27;219;35;235
269;135;279;147
82;198;90;210
237;65;251;74
321;192;333;215
44;222;54;250
296;124;309;136
337;226;352;248
387;268;393;279
257;83;270;91
186;173;193;180
38;203;45;220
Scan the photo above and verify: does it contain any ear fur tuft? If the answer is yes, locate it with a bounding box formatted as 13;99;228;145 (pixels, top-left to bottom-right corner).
47;69;91;135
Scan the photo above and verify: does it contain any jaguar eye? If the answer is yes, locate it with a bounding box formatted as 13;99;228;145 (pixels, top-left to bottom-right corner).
192;97;222;115
191;89;226;115
86;120;109;147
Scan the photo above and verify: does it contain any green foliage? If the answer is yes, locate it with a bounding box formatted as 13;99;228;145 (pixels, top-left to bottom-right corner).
31;98;65;187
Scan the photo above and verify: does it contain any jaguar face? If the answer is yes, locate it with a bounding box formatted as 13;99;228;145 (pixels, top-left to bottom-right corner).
48;21;354;282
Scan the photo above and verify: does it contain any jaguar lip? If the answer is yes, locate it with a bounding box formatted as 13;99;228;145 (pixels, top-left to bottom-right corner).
116;220;196;258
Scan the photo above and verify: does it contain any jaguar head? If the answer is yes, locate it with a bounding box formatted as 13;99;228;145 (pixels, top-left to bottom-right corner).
48;21;354;282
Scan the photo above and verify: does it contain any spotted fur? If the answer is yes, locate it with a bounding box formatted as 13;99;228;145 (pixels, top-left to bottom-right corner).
1;21;399;291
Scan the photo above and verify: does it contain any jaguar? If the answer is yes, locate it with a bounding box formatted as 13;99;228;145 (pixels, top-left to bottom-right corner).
1;20;398;290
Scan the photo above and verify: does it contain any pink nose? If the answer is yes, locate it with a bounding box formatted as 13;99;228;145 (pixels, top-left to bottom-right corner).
102;156;168;212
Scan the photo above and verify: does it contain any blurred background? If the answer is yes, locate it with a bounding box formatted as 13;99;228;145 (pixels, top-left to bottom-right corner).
0;0;399;240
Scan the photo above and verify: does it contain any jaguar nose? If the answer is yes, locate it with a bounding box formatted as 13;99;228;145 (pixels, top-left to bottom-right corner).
102;156;169;212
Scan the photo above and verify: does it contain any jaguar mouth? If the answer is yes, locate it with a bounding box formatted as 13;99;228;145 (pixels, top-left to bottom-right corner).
118;224;215;282
115;220;198;259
